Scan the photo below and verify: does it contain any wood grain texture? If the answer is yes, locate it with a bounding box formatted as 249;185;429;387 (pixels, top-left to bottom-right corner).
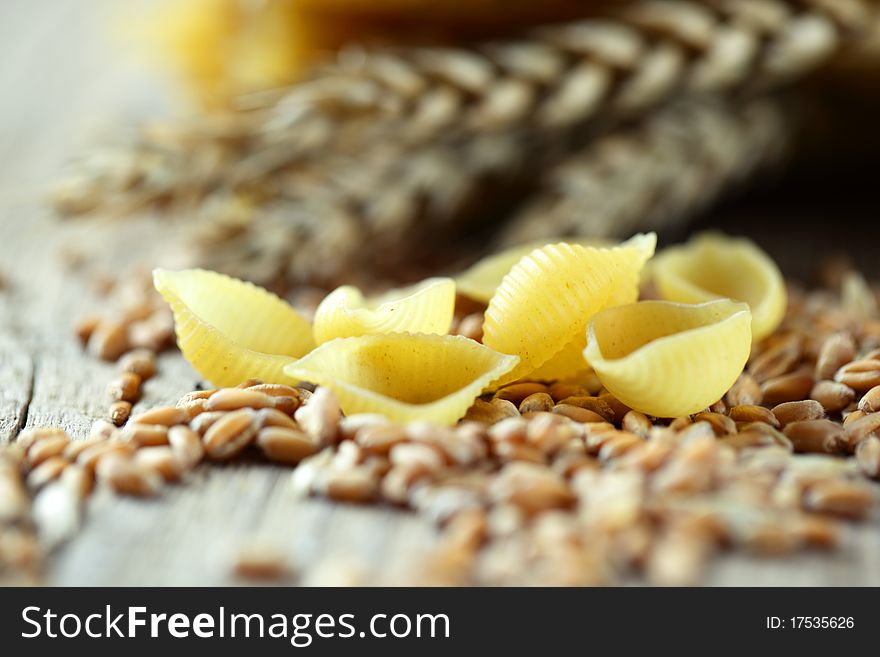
0;334;33;444
0;0;877;586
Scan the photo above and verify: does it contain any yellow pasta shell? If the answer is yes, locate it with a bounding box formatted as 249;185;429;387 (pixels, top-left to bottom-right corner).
455;237;614;303
283;333;519;424
482;233;656;383
528;335;591;381
154;268;314;387
583;299;752;418
313;277;455;344
652;232;786;342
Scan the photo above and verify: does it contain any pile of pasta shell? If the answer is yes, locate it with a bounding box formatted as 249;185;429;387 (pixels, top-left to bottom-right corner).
155;232;787;424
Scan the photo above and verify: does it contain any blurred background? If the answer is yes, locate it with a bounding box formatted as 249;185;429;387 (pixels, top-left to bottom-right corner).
5;0;880;293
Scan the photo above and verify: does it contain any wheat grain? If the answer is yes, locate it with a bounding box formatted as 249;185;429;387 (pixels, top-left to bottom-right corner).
803;480;875;518
555;396;615;422
118;349;158;380
87;320;129;361
783;419;845;454
810;380;856;412
26;457;68;492
519;392;555;414
76;441;136;472
167;426;204;470
842;411;880;450
323;468;379;503
294;387;341;444
857;384;880;413
26;435;69;468
130;406;190;427
835;358;880;391
204;388;276;411
134;447;185;481
256;427;319;465
729;404;780;427
230;541;290;581
14;263;880;585
494;382;549;404
118;423;169;448
203;409;258;460
109;401;132;427
107;373;142;403
96;454;163;497
856;436;880;479
772;400;826;426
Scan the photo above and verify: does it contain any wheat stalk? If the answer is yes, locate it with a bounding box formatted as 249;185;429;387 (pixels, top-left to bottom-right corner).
54;0;875;217
184;94;791;289
181;129;536;286
51;0;877;287
253;0;873;160
496;95;791;247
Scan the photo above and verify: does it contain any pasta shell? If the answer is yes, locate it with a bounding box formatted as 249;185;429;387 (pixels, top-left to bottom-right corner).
313;277;455;344
455;237;614;303
651;232;786;342
154;268;314;386
583;299;752;418
283;333;519;424
529;335;591;381
482;233;656;383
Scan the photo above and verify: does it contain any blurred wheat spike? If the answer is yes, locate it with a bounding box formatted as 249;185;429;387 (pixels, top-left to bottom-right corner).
194;94;792;287
52;0;879;286
257;0;871;151
498;96;790;247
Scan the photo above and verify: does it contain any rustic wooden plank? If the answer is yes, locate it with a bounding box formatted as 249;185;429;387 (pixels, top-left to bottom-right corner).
0;333;33;444
48;466;438;586
20;336;117;440
42;347;439;585
707;520;880;586
48;465;282;586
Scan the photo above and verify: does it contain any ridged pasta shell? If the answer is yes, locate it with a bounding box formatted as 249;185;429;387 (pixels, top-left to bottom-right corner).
482;233;656;383
154;268;314;386
283;333;519;424
529;335;591;381
584;299;752;418
313;277;455;344
652;232;786;342
455;237;614;303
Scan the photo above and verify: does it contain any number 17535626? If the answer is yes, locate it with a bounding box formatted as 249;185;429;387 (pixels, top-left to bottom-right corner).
766;617;854;629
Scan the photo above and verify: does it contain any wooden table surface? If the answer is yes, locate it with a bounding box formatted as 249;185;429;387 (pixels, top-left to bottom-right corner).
1;0;878;586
